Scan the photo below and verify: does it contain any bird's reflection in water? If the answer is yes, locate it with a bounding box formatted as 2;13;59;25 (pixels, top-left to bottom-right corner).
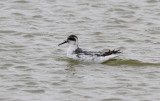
65;59;80;75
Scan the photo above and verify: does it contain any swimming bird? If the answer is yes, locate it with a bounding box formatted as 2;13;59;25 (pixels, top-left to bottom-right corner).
58;35;121;63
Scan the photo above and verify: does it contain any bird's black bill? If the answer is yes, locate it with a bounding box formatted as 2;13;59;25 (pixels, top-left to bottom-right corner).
58;41;67;46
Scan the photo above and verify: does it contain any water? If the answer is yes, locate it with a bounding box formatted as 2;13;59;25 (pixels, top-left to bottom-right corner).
0;0;160;101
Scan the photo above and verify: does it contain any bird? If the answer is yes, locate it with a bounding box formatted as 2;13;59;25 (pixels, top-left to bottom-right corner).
58;35;121;63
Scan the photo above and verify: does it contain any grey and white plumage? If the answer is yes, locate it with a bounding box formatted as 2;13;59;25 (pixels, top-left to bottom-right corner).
58;35;121;63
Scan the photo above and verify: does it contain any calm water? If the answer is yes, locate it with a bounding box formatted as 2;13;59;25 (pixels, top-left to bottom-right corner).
0;0;160;101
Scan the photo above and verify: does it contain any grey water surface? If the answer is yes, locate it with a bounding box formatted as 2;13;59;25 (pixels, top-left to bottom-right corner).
0;0;160;101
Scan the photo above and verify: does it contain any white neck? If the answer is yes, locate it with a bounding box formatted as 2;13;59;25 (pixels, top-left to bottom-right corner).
67;41;78;56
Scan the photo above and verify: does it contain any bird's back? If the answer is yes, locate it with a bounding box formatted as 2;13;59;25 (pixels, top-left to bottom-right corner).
74;48;120;56
70;48;120;63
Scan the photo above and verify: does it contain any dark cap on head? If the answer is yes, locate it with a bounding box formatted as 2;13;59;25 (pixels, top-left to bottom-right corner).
67;35;78;41
68;35;78;39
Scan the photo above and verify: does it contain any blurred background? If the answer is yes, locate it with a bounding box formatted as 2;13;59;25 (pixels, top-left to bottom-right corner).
0;0;160;101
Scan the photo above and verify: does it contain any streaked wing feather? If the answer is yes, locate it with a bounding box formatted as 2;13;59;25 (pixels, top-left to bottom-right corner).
102;50;121;56
74;48;121;56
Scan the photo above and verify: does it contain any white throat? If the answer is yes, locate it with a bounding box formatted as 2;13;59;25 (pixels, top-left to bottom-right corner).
67;41;78;56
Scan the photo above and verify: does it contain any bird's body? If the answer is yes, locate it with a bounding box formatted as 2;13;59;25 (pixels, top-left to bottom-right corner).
59;35;120;63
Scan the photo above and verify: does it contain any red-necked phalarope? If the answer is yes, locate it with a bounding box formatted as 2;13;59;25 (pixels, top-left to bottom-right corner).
58;35;121;63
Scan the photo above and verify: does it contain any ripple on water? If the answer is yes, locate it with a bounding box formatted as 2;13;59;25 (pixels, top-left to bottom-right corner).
103;59;160;66
101;98;123;101
61;90;72;93
25;82;38;86
51;82;61;86
23;34;34;38
12;0;30;4
124;39;136;43
14;65;28;70
23;89;45;94
0;30;17;33
1;64;13;69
